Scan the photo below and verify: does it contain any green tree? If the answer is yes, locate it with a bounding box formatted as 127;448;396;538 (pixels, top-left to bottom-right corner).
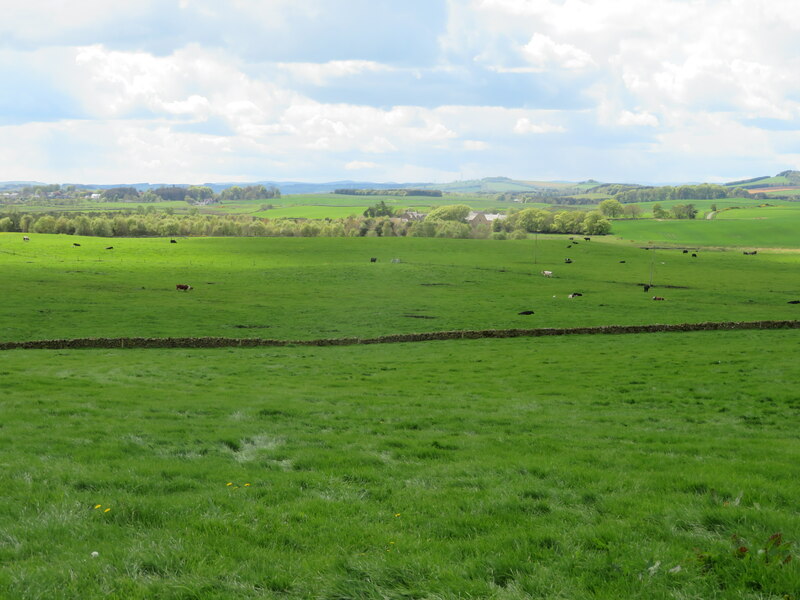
33;215;57;233
363;201;394;218
582;211;612;235
599;198;624;217
652;203;668;219
424;204;471;222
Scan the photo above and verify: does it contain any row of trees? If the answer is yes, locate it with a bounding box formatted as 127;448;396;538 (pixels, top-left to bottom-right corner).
102;184;281;203
0;204;612;239
614;184;746;203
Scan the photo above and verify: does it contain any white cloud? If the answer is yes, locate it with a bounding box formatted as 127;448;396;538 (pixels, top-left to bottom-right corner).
345;161;378;170
463;140;488;150
277;60;392;85
618;111;659;127
513;118;565;134
521;33;595;71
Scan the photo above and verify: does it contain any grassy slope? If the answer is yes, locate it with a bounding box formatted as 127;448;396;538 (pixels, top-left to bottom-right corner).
1;234;799;343
1;333;798;599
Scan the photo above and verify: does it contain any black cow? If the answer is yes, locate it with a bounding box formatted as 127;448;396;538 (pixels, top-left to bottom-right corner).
682;250;688;254
370;257;377;263
170;239;178;244
584;237;590;241
643;284;651;292
692;253;697;257
568;293;582;298
619;260;626;263
788;300;800;304
564;258;573;264
105;246;114;250
73;243;81;247
518;310;535;315
743;251;757;256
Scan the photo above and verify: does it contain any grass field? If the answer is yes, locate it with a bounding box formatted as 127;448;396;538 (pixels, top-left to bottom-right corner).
1;234;799;342
611;203;800;248
1;234;799;598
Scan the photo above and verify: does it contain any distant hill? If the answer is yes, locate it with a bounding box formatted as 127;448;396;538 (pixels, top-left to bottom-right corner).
725;170;800;189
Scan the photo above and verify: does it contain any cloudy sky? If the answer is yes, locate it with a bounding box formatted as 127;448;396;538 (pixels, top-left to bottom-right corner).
2;0;799;184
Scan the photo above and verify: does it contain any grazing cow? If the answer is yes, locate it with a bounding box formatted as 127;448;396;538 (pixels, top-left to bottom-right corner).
105;246;113;250
541;270;553;277
370;257;377;263
584;237;590;241
73;243;81;247
518;310;535;315
170;239;177;244
564;258;573;264
569;237;574;240
652;296;665;301
619;260;626;263
568;293;583;298
682;250;688;254
692;253;697;258
22;236;29;241
788;300;800;304
643;284;651;292
566;245;572;249
176;284;192;291
743;251;757;256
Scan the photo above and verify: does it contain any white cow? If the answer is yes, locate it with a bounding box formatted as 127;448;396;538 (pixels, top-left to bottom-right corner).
541;270;553;277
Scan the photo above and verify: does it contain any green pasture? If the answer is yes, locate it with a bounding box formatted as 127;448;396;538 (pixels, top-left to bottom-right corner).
1;200;189;214
2;234;799;598
1;233;799;343
626;197;763;217
254;205;369;219
611;205;800;248
1;332;798;599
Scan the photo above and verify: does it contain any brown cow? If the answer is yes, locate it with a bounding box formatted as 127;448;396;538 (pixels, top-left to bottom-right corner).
652;296;665;301
176;284;193;291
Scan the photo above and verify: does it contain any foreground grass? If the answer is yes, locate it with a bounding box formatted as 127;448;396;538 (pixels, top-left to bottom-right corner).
1;234;798;343
0;331;798;599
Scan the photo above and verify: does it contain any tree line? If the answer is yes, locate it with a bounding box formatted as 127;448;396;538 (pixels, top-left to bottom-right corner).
0;204;612;240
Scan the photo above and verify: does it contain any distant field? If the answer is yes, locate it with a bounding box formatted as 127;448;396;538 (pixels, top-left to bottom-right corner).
612;203;800;247
626;197;763;217
0;200;189;213
254;205;368;219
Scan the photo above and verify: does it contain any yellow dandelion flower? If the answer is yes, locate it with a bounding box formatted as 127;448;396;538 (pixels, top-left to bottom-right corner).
244;483;251;487
389;541;395;544
104;508;111;513
94;504;102;509
394;513;401;517
226;482;233;486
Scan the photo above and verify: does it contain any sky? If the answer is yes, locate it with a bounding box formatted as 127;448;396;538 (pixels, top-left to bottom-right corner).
2;0;800;185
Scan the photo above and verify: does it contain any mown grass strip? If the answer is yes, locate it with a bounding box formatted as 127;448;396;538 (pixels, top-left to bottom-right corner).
1;319;798;350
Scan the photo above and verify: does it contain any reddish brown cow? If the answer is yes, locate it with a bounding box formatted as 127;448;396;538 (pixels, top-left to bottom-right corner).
176;284;193;291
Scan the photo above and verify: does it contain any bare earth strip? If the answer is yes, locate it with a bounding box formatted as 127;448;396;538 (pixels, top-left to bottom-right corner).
1;320;798;351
